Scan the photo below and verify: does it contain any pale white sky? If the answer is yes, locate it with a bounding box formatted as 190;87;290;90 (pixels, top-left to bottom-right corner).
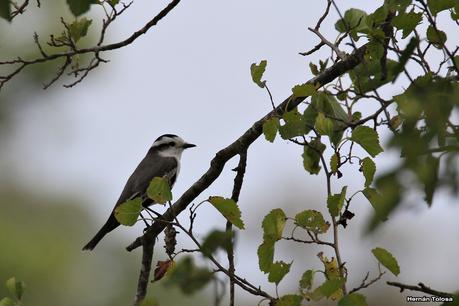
1;0;459;304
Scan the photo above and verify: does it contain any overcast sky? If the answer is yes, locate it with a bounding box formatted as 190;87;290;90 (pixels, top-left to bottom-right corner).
2;0;459;304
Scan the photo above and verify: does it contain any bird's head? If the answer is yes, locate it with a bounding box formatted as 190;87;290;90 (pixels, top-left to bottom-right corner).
150;134;196;159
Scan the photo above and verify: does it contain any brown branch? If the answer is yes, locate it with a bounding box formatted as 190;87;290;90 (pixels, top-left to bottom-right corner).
387;281;454;298
126;44;367;252
308;27;346;60
299;0;332;56
282;235;334;247
133;234;155;305
10;0;31;19
349;265;386;294
227;151;248;306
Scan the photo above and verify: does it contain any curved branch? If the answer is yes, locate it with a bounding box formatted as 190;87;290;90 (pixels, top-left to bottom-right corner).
126;44;367;252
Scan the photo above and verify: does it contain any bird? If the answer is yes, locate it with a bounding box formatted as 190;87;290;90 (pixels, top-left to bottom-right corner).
82;134;196;251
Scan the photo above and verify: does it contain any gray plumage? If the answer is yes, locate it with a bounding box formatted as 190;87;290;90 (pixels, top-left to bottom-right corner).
116;152;178;206
82;134;195;251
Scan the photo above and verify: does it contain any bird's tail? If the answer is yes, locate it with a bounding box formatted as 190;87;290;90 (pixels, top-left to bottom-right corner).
82;213;120;251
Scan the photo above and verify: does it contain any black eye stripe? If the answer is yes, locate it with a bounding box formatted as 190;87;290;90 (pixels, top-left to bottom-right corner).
153;142;176;151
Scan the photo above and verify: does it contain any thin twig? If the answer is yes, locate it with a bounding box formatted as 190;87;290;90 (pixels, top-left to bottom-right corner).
0;0;182;89
227;151;248;306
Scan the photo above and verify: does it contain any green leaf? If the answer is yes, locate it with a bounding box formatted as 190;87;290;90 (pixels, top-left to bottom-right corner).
262;208;286;241
366;36;385;60
367;173;402;231
268;261;291;285
330;153;339;173
309;63;319;75
292;83;316;98
257;241;274;273
200;230;232;257
67;0;97;17
363;187;385;213
427;25;447;49
349;59;398;93
371;247;400;276
276;295;302;306
335;8;368;40
165;256;213;294
351;126;383;157
263;117;280;142
294;210;329;234
108;0;119;5
302;138;326;175
315;112;334;137
453;55;459;68
279;109;306;139
327;186;347;217
366;5;389;27
304;92;348;145
5;277;25;300
299;270;315;290
361;157;376;187
0;298;15;306
147;177;172;204
208;196;245;229
416;155;439;205
114;197;142;226
250;60;267;88
427;0;456;16
69;18;93;42
391;11;423;38
392;37;418;81
339;293;368;306
0;0;11;22
316;278;345;299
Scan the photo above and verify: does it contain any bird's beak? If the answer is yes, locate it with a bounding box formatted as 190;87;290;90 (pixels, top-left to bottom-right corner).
182;143;197;149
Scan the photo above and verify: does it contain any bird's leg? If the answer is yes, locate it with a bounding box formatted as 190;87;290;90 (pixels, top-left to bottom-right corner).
139;212;150;228
144;206;162;218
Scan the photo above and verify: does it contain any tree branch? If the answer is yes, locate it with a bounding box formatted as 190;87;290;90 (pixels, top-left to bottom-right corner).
0;0;181;89
133;234;155;305
387;281;454;298
126;44;367;252
227;151;248;306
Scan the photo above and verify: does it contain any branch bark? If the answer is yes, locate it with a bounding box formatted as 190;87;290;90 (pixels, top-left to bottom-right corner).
133;234;155;305
227;151;248;306
387;281;454;298
126;44;367;252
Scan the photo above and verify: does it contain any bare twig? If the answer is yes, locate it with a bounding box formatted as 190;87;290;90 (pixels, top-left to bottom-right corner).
349;265;386;294
227;151;248;306
387;281;454;298
0;0;181;89
308;27;347;60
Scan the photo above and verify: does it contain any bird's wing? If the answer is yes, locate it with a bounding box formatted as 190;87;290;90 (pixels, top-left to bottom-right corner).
115;155;178;207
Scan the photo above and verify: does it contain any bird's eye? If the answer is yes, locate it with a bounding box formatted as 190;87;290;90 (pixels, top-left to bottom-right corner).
168;142;175;147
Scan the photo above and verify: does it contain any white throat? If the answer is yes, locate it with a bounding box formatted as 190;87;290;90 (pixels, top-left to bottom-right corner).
158;150;182;177
158;149;183;160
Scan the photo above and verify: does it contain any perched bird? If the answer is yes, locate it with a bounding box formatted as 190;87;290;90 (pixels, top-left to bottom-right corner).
82;134;196;251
